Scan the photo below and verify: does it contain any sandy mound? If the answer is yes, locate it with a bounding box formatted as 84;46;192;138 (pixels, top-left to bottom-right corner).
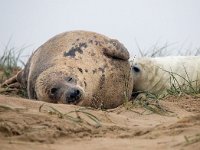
0;94;200;150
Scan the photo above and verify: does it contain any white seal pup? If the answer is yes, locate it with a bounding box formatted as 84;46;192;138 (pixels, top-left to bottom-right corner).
131;56;200;95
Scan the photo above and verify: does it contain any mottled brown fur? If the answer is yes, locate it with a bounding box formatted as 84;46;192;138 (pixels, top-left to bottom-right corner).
10;31;134;109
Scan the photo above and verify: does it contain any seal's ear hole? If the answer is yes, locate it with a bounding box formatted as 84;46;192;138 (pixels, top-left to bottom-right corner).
65;76;76;83
67;77;73;82
132;66;140;73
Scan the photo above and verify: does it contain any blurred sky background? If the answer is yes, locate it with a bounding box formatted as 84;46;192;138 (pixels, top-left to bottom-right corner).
0;0;200;64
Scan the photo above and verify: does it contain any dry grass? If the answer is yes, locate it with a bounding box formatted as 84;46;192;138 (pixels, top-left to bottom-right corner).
0;41;28;97
0;41;26;83
135;41;200;57
184;134;200;146
165;67;200;96
39;103;101;128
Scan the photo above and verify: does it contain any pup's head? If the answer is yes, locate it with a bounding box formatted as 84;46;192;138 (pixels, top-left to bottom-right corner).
131;58;156;92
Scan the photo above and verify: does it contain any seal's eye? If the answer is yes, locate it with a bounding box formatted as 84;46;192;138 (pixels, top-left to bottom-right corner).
50;87;59;96
51;88;57;94
132;66;140;73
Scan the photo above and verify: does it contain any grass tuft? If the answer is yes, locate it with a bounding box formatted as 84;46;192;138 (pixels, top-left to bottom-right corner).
0;41;26;83
0;41;28;97
39;104;101;128
159;66;200;96
123;68;132;109
184;134;200;146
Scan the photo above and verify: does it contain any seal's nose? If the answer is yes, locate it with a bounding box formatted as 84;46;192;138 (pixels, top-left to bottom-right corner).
66;88;81;103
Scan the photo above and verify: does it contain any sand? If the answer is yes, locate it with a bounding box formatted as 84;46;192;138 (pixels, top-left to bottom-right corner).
0;94;199;150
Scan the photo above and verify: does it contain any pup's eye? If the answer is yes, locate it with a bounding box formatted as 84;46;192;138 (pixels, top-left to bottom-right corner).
132;66;140;73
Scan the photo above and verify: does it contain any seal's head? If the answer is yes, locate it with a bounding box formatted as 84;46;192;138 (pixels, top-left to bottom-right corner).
35;67;86;104
131;58;156;92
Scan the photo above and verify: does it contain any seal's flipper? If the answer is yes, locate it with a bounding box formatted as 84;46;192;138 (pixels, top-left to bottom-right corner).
103;39;129;60
1;74;18;88
16;70;25;85
5;82;21;89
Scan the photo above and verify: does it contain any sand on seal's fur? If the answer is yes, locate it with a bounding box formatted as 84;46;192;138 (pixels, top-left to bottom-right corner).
2;30;133;109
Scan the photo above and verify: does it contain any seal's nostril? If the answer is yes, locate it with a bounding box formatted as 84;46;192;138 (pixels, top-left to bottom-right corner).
70;89;80;99
66;88;81;103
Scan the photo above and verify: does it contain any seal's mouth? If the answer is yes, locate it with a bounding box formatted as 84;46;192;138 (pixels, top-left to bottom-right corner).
67;98;82;105
56;92;83;105
66;95;82;105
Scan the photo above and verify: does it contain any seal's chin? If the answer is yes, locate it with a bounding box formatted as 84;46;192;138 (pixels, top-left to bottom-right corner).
66;96;83;105
57;96;83;105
